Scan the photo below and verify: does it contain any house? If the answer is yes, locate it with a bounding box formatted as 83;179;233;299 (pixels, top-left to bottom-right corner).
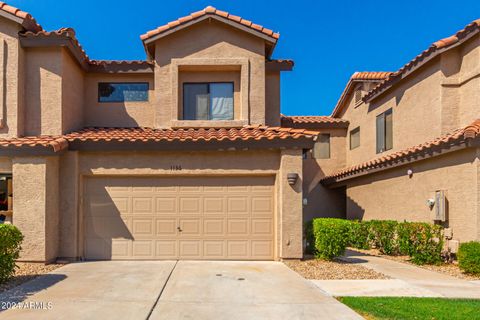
299;20;480;252
0;3;478;263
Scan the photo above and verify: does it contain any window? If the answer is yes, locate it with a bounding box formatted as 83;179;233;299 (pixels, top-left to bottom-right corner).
350;127;360;150
354;85;363;105
376;108;393;153
183;83;234;120
313;134;330;159
0;174;12;212
98;83;149;102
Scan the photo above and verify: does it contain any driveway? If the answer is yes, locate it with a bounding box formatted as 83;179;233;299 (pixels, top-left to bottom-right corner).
0;261;361;320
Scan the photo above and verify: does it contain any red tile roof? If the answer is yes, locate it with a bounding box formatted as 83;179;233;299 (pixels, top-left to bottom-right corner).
0;126;318;153
63;126;317;143
321;119;480;184
350;72;393;80
0;1;42;32
364;19;480;102
281;115;349;128
0;136;67;152
330;71;392;117
140;6;279;42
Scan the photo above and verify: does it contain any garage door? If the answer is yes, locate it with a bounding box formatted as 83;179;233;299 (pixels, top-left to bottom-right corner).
84;176;275;260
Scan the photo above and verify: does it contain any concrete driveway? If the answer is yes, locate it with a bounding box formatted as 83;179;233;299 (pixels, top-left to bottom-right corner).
0;261;361;320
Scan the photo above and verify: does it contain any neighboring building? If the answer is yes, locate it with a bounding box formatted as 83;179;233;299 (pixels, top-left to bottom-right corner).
0;3;478;262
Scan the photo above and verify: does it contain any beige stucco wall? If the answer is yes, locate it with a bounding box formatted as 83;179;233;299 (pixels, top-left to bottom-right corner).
61;49;84;133
265;71;280;127
24;47;63;136
84;73;155;128
13;156;59;262
0;17;25;137
153;19;266;128
303;128;347;222
345;148;479;243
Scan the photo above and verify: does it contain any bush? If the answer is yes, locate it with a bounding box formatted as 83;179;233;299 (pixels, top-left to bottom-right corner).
458;241;480;275
312;218;351;260
368;220;399;255
348;220;371;250
397;222;443;265
0;224;23;283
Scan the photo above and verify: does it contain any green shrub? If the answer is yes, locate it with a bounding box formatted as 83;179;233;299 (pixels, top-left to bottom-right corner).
368;220;399;255
348;220;371;249
458;241;480;275
0;224;23;283
397;222;443;264
312;218;351;260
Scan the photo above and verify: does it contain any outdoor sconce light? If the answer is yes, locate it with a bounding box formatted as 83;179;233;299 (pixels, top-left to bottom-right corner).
287;173;299;185
407;169;413;178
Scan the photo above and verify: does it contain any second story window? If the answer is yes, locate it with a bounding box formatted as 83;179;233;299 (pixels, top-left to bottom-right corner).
183;83;234;120
350;127;360;150
313;134;330;159
98;83;149;102
376;108;393;153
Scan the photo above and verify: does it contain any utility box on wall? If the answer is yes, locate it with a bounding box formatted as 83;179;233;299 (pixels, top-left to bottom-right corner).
434;190;447;222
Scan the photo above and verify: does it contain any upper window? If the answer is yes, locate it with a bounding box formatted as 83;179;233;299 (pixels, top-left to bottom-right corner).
350;127;360;150
376;109;393;153
183;83;234;120
98;83;149;103
312;134;330;159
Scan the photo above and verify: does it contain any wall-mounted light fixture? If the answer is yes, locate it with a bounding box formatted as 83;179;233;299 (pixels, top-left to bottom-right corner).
407;169;413;178
287;173;299;185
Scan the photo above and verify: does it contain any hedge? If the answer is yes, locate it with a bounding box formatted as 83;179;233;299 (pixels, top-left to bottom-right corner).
458;241;480;275
306;218;444;264
0;224;23;283
311;218;351;260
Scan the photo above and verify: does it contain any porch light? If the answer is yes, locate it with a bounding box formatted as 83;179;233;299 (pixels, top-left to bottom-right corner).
287;173;299;185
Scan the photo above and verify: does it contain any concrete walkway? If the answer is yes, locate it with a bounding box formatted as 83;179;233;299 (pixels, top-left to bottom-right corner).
312;250;480;298
0;261;362;320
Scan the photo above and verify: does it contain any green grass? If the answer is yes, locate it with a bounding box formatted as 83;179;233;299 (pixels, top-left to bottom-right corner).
338;297;480;320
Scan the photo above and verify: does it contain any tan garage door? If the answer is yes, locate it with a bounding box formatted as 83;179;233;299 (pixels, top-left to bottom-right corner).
84;176;275;260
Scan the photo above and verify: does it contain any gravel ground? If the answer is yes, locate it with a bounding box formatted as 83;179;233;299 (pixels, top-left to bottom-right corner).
0;262;65;294
284;256;389;280
352;248;480;281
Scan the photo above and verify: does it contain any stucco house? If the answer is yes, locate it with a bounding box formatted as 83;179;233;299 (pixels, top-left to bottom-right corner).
0;3;478;263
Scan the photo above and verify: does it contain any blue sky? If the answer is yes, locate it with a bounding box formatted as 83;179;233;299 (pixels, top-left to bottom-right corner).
10;0;480;116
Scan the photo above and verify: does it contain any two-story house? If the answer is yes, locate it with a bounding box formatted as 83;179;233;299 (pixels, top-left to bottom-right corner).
0;3;478;263
0;4;320;262
297;19;480;252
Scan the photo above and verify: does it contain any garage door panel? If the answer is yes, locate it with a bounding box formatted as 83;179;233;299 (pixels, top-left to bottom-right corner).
85;176;274;260
179;197;202;214
179;240;202;257
132;197;154;213
155;219;177;235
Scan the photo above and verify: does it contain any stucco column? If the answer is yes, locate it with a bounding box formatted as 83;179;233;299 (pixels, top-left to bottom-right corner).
278;149;303;259
12;156;59;262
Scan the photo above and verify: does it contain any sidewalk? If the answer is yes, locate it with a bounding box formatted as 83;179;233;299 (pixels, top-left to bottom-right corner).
312;250;480;298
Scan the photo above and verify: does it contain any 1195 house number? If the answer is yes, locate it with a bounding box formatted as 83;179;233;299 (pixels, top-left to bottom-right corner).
170;165;182;171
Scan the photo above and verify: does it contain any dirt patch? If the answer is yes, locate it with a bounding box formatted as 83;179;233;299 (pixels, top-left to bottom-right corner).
0;262;65;294
352;248;480;281
284;256;389;280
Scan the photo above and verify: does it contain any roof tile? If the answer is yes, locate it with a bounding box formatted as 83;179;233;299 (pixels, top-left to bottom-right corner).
0;1;42;32
322;119;480;184
140;6;279;42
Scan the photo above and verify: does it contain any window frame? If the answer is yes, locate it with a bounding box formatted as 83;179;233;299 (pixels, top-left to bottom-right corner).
0;173;12;212
312;133;331;159
98;82;149;103
376;108;393;154
182;82;235;121
349;126;360;150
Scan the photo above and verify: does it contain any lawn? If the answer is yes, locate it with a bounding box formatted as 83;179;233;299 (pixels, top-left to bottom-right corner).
339;297;480;320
